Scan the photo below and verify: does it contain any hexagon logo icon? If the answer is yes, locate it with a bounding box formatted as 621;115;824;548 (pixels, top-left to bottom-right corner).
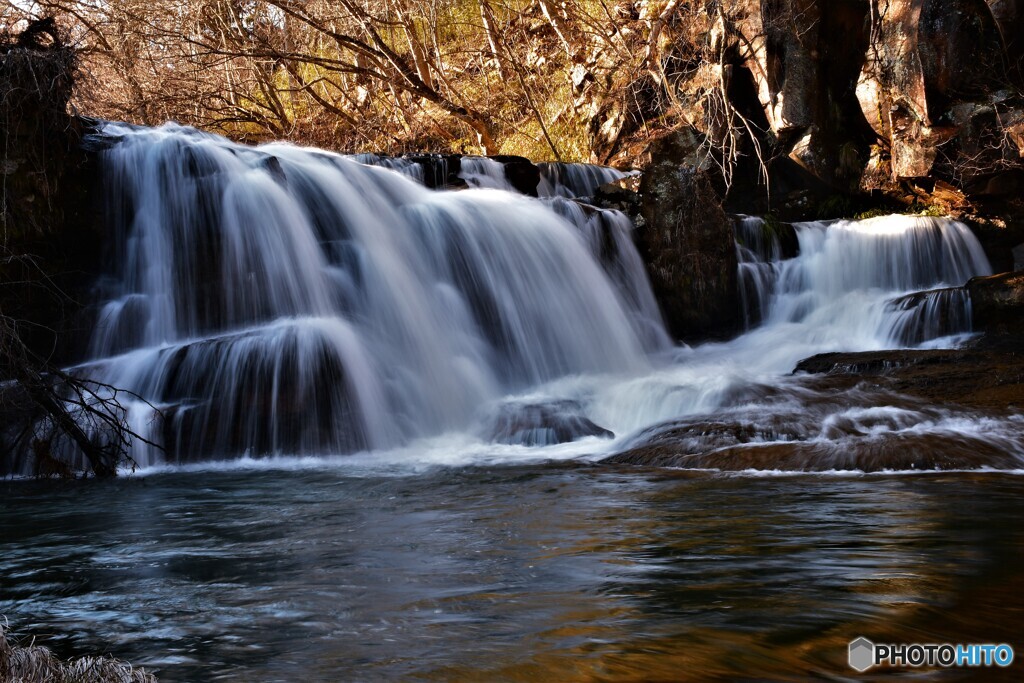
849;637;875;672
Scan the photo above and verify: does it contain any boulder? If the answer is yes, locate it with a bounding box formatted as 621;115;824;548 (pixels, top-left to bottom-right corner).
482;400;614;446
488;154;541;196
637;130;739;341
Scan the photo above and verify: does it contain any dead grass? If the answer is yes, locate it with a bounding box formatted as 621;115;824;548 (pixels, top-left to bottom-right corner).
0;622;157;683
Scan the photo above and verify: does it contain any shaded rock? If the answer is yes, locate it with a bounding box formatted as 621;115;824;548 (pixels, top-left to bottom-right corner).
962;216;1024;273
0;24;106;367
695;1;875;195
482;400;614;446
637;130;739;341
402;153;462;189
967;269;1024;335
488;154;541;196
794;349;965;377
919;0;1005;108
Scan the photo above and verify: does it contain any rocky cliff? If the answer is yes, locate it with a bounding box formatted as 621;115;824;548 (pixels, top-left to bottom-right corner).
614;0;1024;221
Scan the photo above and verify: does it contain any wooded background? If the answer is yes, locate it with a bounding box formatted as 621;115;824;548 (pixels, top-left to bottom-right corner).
4;0;693;161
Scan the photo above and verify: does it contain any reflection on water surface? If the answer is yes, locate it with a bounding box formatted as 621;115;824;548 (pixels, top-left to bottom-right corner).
2;466;1022;681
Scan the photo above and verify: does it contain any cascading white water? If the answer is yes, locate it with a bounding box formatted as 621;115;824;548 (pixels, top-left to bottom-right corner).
543;197;669;352
347;153;425;182
457;158;629;196
458;157;516;190
735;215;784;328
537;162;630;198
35;122;1016;474
735;215;990;346
77;123;661;467
584;213;999;446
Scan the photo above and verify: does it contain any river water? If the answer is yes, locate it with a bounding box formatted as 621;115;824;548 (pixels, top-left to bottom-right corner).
3;465;1023;681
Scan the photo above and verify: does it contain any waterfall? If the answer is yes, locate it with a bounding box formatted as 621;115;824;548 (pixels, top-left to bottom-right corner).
16;121;1006;475
735;215;784;328
347;153;425;183
74;123;662;467
735;215;991;346
587;213;996;439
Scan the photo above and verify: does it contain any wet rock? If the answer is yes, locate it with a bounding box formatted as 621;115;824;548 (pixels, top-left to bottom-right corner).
591;179;643;225
482;400;614;446
611;436;1021;472
794;350;964;376
637;130;739;341
606;382;1024;472
260;155;286;185
488;155;541;196
967;270;1024;335
402;153;462;189
794;343;1024;412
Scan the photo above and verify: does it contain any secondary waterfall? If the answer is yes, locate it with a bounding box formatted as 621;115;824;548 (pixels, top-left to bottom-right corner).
537;162;630;198
77;123;665;467
736;215;990;346
587;213;997;443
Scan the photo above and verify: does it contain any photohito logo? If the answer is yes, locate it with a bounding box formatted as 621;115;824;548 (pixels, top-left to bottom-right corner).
849;637;1014;672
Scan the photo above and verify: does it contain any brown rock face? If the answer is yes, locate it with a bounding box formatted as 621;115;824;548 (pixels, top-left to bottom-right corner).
856;0;1023;191
637;0;1022;222
758;0;873;189
637;130;739;341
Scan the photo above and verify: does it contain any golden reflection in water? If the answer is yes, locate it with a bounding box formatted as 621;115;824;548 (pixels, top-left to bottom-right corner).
416;471;1023;682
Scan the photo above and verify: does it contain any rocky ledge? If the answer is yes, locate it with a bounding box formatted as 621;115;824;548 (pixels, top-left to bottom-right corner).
796;269;1024;411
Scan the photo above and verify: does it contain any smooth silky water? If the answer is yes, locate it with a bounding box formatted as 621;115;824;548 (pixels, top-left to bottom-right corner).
2;123;1023;680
